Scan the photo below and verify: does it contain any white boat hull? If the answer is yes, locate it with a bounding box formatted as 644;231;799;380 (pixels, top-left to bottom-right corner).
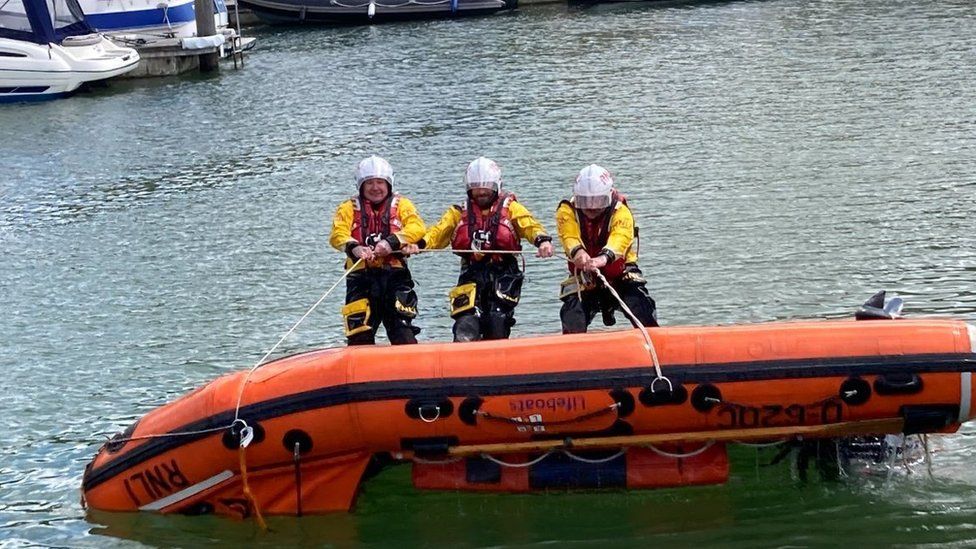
77;0;229;37
0;35;140;102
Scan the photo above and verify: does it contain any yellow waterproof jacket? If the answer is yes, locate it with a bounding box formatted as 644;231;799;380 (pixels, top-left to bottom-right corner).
555;199;639;264
329;194;426;271
422;199;550;250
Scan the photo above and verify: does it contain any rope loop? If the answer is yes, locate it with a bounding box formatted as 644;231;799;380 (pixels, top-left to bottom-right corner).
734;439;786;448
561;449;626;464
476;403;619;428
480;452;553;468
644;441;715;459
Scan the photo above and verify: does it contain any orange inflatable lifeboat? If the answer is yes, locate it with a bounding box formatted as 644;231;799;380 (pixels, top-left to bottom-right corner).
82;314;976;518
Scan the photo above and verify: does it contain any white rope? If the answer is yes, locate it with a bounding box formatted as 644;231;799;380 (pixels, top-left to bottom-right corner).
480;452;553;468
400;248;531;256
92;260;364;445
94;246;549;447
900;436;913;475
644;441;715;459
561;449;626;464
104;425;228;445
410;247;533;274
475;402;619;428
834;439;849;479
592;270;669;390
411;455;463;465
885;437;900;481
734;440;787;448
414;448;624;468
232;258;363;422
921;434;934;478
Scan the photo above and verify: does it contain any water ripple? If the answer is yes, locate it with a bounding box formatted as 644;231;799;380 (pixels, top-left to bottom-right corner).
2;0;976;545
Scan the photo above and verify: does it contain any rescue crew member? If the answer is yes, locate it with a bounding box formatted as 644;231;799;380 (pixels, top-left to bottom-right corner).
403;157;554;342
556;164;659;333
329;155;426;345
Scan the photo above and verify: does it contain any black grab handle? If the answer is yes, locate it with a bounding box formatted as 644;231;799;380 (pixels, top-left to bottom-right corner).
874;373;923;395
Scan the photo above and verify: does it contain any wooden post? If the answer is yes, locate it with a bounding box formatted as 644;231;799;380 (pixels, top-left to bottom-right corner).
193;0;219;72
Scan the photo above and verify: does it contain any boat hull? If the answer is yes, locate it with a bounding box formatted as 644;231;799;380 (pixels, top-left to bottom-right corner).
78;0;228;38
82;1;197;34
82;319;976;515
238;0;511;24
0;36;139;102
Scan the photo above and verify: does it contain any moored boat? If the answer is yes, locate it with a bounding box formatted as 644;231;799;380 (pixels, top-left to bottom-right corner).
238;0;515;25
0;0;139;102
82;312;976;517
78;0;228;38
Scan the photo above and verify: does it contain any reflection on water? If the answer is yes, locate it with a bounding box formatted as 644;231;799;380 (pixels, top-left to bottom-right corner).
2;0;976;545
85;442;976;548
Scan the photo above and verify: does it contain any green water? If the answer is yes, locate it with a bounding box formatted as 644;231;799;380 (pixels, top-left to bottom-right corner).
2;0;976;545
83;448;976;547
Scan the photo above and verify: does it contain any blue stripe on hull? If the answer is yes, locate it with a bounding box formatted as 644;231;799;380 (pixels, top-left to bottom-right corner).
84;2;196;31
0;91;71;103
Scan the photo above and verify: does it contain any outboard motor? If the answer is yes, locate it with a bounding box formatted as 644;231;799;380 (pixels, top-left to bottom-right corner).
855;291;904;320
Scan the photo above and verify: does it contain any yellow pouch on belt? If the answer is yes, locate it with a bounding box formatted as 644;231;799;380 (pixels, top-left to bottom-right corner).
620;270;646;284
394;290;418;319
559;273;597;299
341;298;371;337
449;282;477;318
559;276;580;299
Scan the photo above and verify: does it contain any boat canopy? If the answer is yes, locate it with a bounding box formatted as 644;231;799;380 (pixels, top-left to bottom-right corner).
0;0;92;44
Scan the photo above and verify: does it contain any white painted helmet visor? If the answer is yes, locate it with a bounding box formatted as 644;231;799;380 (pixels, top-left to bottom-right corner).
573;164;614;209
466;180;499;191
575;194;612;209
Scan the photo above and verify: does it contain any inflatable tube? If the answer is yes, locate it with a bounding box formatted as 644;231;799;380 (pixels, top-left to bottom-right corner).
82;318;976;516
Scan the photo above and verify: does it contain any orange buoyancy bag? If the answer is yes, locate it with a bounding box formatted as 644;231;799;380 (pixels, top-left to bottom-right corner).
470;389;620;437
451;192;520;255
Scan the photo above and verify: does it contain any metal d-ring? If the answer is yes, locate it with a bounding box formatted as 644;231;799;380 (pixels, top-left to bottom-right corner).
418;405;441;423
649;376;674;394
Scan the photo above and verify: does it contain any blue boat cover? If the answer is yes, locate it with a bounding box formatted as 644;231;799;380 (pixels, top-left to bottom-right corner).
0;0;94;44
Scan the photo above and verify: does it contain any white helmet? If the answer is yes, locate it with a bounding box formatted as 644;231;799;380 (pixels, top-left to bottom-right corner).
355;155;394;189
463;156;502;192
573;164;614;209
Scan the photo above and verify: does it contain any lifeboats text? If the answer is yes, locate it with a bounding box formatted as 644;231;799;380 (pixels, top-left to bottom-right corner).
509;395;586;414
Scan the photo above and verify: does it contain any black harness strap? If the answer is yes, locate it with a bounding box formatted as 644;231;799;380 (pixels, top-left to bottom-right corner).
359;195;393;244
466;192;508;249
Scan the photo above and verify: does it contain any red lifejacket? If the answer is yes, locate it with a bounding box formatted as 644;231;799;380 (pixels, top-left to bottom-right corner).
451;192;521;258
567;190;629;280
350;193;402;246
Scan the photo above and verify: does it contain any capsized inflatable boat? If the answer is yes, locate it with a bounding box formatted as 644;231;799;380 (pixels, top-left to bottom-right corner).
82;312;976;517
